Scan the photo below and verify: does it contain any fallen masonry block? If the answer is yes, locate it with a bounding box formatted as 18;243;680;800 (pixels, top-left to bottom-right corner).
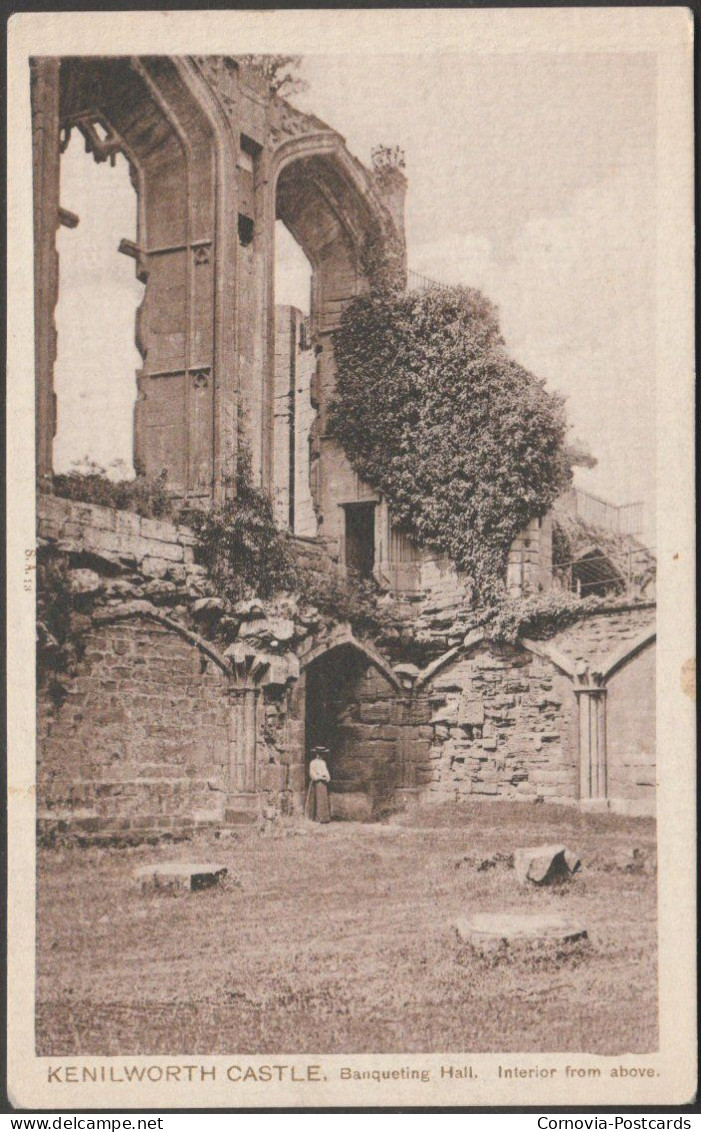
133;862;228;893
514;844;581;886
455;912;588;956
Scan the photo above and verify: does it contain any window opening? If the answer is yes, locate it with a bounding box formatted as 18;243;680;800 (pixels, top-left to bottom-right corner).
53;127;142;479
343;502;376;578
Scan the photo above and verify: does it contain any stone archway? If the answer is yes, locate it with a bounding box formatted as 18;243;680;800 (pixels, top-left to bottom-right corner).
303;643;401;820
296;633;408;820
267;139;406;560
32;55;238;502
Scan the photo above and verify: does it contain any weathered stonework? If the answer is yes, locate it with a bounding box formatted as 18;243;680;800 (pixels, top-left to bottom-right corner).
421;642;578;804
36;496;657;837
31;56;656;837
38;619;230;835
32;54;406;516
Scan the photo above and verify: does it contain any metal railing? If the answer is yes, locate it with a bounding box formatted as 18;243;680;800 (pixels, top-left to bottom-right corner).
406;268;446;291
564;488;644;537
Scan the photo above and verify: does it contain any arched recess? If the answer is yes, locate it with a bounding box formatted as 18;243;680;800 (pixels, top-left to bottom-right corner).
34;56;238;501
262;134;405;555
92;604;231;675
293;629;406;819
37;609;232;833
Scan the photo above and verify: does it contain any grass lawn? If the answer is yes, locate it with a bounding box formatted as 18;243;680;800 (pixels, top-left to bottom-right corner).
36;801;657;1055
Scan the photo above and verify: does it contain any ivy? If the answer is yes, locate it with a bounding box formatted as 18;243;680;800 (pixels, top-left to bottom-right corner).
188;454;298;602
36;551;86;705
295;566;402;642
330;285;572;606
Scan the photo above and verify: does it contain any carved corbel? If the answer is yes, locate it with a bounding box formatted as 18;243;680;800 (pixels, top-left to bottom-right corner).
392;662;420;691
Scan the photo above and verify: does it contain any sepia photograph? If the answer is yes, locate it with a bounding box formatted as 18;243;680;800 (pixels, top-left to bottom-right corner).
6;7;695;1111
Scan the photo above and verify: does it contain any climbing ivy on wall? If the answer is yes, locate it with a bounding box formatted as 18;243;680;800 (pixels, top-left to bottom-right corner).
188;453;298;602
330;285;572;605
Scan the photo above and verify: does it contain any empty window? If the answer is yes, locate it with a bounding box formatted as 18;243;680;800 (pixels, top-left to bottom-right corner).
238;214;255;246
53;127;143;477
343;503;376;578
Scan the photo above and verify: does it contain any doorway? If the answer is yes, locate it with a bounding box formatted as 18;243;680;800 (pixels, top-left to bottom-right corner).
343;502;376;579
303;644;399;820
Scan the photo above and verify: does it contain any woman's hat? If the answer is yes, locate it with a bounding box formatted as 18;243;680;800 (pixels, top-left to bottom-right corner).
311;745;329;754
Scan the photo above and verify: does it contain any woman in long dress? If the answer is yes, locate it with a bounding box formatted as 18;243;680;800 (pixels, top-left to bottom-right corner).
307;746;331;823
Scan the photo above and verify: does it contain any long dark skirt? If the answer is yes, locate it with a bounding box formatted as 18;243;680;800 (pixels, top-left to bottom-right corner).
309;780;331;823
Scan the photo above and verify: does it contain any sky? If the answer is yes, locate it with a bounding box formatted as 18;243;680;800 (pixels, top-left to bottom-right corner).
55;52;657;541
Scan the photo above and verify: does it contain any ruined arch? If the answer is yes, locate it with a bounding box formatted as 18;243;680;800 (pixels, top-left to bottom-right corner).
417;633;580;803
33;55;238;501
298;627;402;691
34;56;407;522
92;603;231;675
264;133;405;552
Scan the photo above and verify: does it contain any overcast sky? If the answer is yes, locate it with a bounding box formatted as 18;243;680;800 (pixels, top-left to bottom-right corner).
55;51;657;540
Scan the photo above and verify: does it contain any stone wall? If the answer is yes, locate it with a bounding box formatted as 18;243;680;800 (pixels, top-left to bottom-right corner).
36;494;657;833
38;618;230;836
422;642;578;804
273;306;318;537
606;641;656;806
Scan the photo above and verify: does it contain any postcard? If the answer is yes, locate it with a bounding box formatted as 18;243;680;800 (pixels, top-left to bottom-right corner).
6;7;696;1110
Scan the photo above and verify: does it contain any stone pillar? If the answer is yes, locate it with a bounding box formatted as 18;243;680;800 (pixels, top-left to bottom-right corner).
31;57;61;482
286;673;307;813
225;685;260;822
575;679;608;807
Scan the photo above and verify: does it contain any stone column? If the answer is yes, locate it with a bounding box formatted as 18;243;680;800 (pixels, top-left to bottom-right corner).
286;673;307;813
31;57;61;482
575;676;608;807
225;685;260;822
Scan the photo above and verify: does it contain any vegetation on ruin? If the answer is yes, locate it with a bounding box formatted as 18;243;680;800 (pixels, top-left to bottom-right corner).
238;55;307;96
188;454;298;602
330;285;577;605
36;552;86;706
47;459;176;520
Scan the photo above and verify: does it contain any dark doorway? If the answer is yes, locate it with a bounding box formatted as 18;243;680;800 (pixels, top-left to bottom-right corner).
343;502;376;578
304;644;399;820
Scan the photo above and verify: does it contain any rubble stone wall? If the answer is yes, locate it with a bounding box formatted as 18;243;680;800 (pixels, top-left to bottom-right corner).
422;642;578;804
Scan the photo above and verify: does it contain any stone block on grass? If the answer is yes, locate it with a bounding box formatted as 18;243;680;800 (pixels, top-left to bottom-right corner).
455;912;587;957
133;861;228;894
514;844;581;886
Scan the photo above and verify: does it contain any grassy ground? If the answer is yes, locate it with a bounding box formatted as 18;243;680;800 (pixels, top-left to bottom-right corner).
36;801;657;1055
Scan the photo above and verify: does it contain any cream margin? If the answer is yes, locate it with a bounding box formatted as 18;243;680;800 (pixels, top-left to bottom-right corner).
6;7;696;1110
